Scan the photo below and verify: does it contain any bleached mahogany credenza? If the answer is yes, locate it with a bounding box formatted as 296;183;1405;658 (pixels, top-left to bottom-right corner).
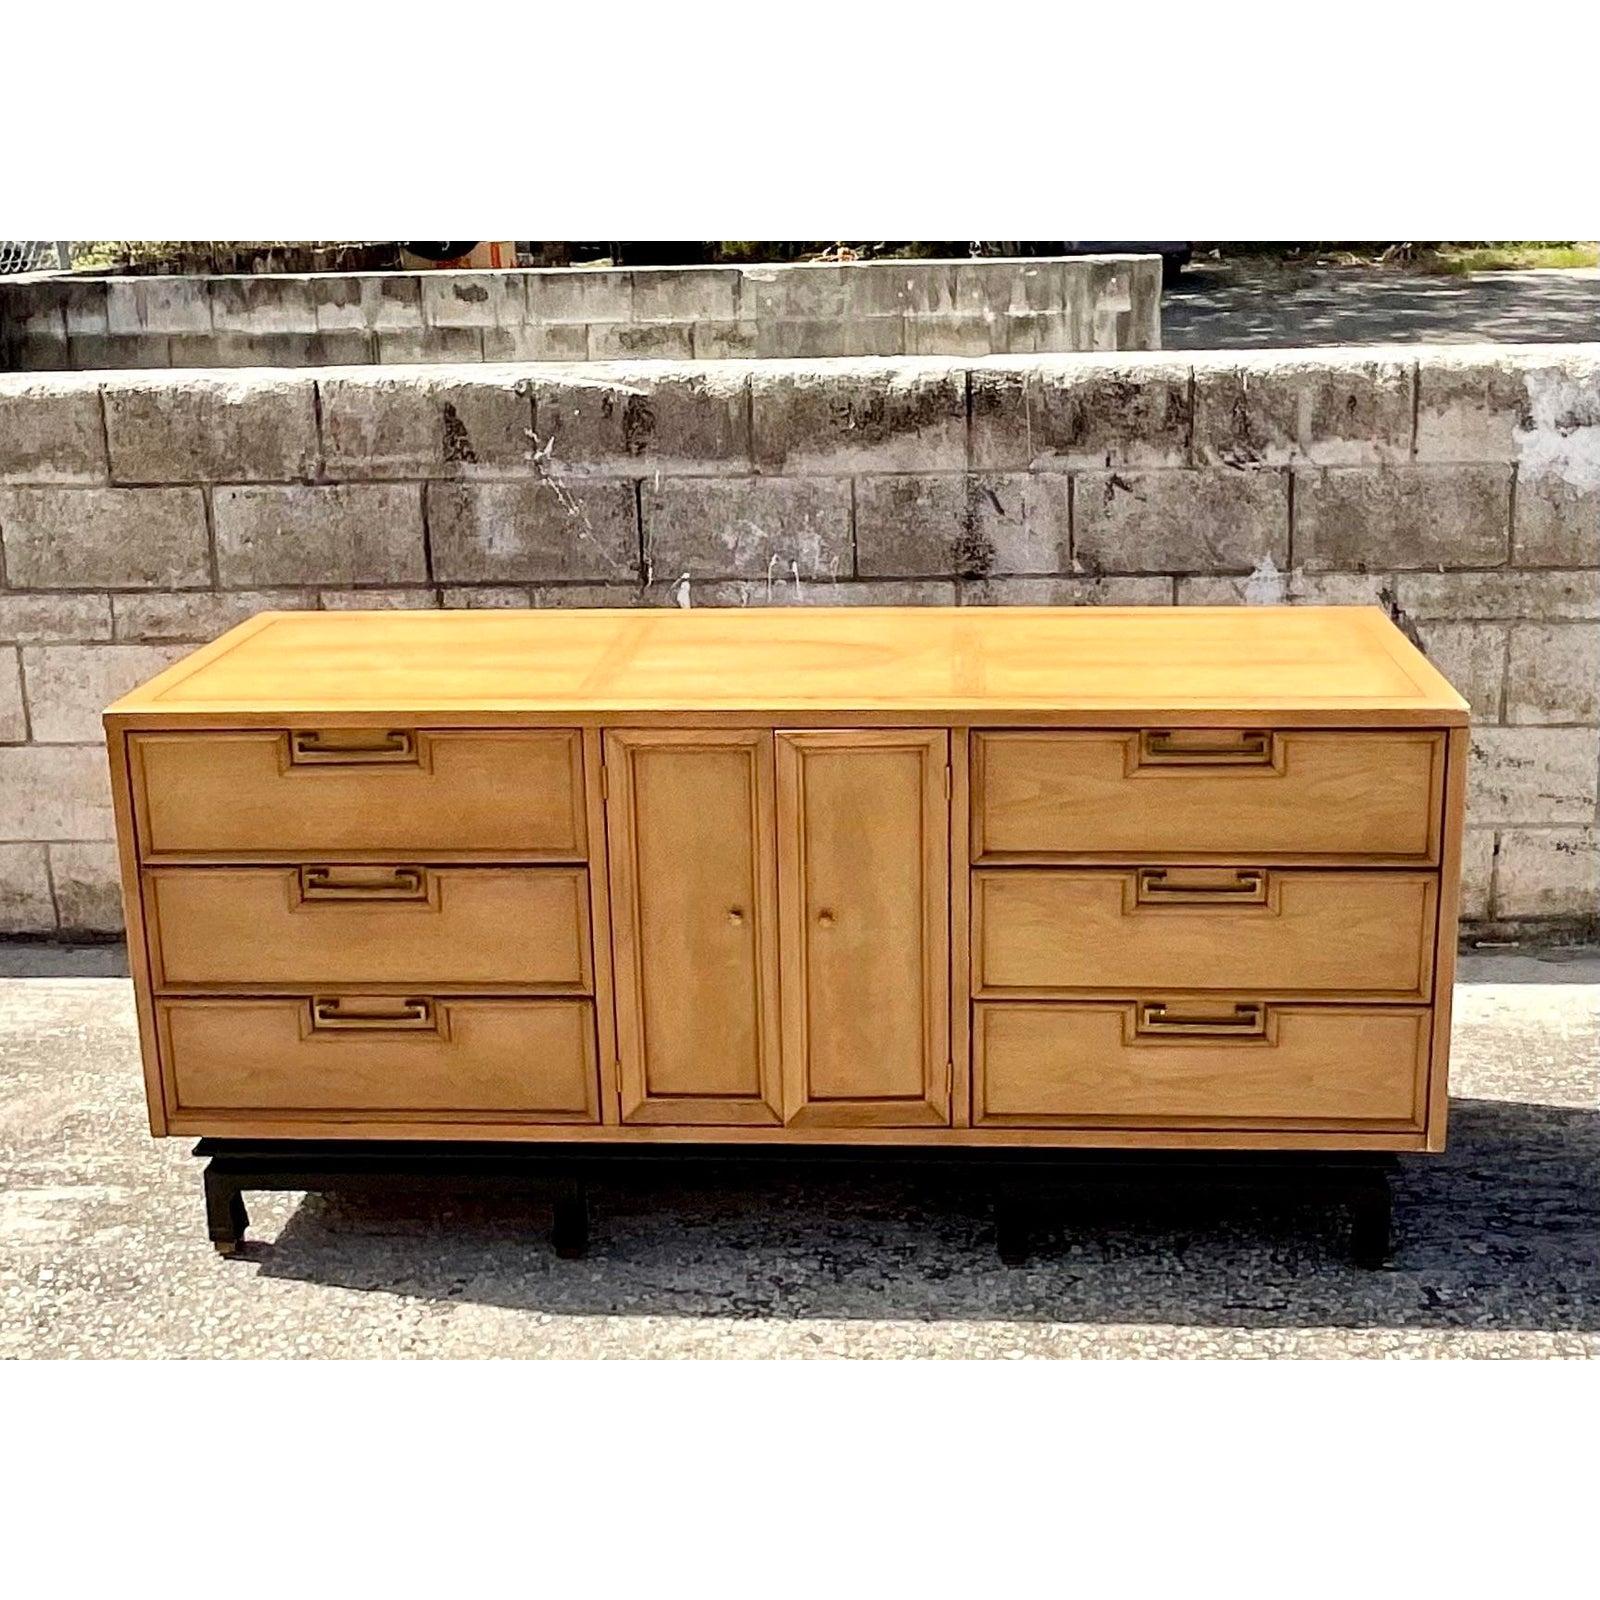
105;606;1469;1261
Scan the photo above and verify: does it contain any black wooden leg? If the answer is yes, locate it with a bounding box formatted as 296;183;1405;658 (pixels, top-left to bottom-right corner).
1348;1168;1392;1269
204;1164;249;1257
551;1174;589;1259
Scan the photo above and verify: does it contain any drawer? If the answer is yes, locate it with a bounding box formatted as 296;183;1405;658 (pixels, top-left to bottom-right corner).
973;868;1436;1002
129;729;585;861
161;997;599;1120
144;865;591;994
973;1002;1428;1129
972;730;1444;863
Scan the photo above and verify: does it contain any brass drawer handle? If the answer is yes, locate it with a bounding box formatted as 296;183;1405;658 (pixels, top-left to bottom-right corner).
299;865;428;901
289;729;416;766
1137;868;1266;904
1137;1001;1266;1037
310;996;435;1032
1140;729;1274;766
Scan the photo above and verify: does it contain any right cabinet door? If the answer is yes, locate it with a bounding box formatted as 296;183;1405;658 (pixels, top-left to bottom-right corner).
776;731;950;1127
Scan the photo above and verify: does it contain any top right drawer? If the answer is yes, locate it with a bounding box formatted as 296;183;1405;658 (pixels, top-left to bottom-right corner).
972;730;1446;865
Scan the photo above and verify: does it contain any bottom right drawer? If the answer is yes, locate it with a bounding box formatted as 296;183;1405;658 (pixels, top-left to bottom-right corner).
972;1003;1430;1130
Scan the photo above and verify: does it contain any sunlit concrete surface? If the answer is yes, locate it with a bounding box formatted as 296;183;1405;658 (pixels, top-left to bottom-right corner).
1164;261;1600;348
1;948;1595;1358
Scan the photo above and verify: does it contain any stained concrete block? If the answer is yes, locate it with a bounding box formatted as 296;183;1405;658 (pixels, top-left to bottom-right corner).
21;644;188;742
66;335;171;371
1295;466;1511;571
0;746;115;840
427;481;638;583
691;321;762;360
0;595;113;643
422;272;528;330
525;270;633;325
47;840;123;934
481;323;589;362
1414;621;1507;723
903;316;998;358
855;473;1070;578
1074;469;1288;574
642;477;851;581
1493;828;1599;920
105;278;212;336
1416;350;1600;463
110;590;311;643
376;328;485;364
0;842;55;933
317;589;440;610
0;486;209;589
1504;623;1600;724
209;277;317;335
1175;572;1392;607
318;372;532;479
1193;353;1414;467
1392;570;1600;622
588;322;694;361
0;377;107;483
103;372;319;482
631;267;740;324
656;577;960;609
1513;473;1600;567
439;586;534;609
531;365;749;477
0;649;25;741
959;575;1175;606
752;361;966;474
312;275;424;333
60;281;110;337
742;265;845;321
1459;829;1495;920
1467;728;1599;825
213;484;426;588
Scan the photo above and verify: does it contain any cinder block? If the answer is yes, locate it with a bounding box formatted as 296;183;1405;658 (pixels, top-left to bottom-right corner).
958;260;1062;317
960;575;1175;606
210;276;317;335
103;372;320;482
376;328;485;364
0;746;115;840
0;648;25;741
841;262;918;320
525;269;633;325
60;281;110;337
22;643;188;742
751;361;966;475
531;366;749;476
439;586;534;609
481;323;589;362
1295;465;1510;571
313;275;424;333
1493;828;1599;920
0;595;113;643
422;272;528;330
168;332;319;367
7;332;71;371
317;589;440;610
1505;623;1600;724
319;372;533;479
428;481;638;583
1513;472;1600;567
0;377;107;483
213;484;426;588
0;842;55;933
1393;570;1600;622
529;583;652;608
48;841;124;934
1176;572;1391;607
642;477;852;582
742;265;845;321
1459;829;1494;920
657;577;960;608
1414;621;1507;723
66;334;171;370
856;473;1070;578
692;321;761;360
587;323;694;360
111;591;311;643
1467;728;1598;825
1075;469;1288;575
970;356;1192;470
1000;313;1075;355
903;315;998;358
631;267;740;324
0;486;209;589
305;332;376;366
1193;353;1413;467
1415;350;1600;463
105;278;212;336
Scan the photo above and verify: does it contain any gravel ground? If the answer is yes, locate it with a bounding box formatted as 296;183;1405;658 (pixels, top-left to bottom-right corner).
1;949;1595;1359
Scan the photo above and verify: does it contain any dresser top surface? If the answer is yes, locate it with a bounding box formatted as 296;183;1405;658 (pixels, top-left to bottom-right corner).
106;606;1468;724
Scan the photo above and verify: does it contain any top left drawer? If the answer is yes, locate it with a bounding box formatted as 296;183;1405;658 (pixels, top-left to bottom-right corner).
127;729;586;862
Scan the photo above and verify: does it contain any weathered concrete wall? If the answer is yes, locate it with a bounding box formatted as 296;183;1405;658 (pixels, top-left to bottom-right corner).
0;257;1161;371
0;346;1595;939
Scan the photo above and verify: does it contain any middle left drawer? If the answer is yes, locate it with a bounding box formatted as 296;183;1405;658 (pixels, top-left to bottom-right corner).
143;865;592;994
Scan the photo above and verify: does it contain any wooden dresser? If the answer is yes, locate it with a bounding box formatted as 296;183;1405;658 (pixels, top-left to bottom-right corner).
105;607;1468;1163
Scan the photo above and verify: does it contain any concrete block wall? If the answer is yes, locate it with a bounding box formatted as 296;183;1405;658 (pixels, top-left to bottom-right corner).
0;256;1161;371
0;346;1595;939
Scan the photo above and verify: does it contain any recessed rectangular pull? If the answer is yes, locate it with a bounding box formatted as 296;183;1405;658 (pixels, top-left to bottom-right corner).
289;729;417;766
1139;729;1274;767
309;996;436;1032
1136;1000;1267;1037
298;864;428;901
1136;867;1267;905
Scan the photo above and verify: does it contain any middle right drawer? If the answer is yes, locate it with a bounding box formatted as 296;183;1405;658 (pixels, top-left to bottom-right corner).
973;867;1437;1003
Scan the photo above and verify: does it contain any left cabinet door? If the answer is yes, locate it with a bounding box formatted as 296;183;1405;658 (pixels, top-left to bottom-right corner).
604;730;783;1125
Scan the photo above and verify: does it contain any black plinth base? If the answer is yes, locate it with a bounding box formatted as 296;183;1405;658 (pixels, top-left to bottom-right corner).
194;1139;1397;1268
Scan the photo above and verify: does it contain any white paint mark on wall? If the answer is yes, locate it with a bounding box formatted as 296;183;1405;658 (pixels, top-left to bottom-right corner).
671;574;692;608
1514;367;1600;490
1242;552;1288;605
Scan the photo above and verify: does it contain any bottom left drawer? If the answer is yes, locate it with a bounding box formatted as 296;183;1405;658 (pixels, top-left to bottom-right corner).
158;997;599;1122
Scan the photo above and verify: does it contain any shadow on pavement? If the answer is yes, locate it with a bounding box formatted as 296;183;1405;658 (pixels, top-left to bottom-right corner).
248;1096;1598;1332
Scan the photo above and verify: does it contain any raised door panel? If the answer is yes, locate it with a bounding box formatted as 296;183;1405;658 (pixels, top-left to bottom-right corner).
605;730;782;1125
777;731;950;1127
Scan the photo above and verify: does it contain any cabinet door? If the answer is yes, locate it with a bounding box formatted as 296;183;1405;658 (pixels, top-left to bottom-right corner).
777;731;951;1126
605;730;782;1125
